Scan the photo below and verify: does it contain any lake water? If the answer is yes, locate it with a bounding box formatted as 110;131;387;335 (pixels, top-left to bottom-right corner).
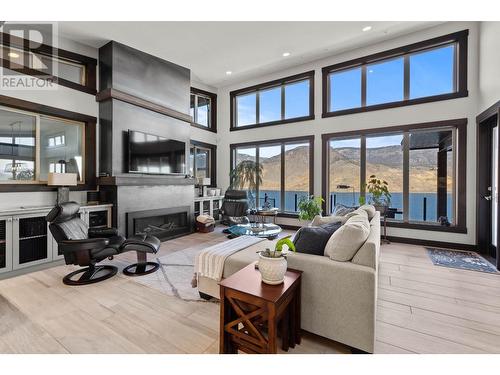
257;190;453;223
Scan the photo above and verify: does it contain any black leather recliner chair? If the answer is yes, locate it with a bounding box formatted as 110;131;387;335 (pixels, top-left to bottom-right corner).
46;202;161;285
220;189;250;226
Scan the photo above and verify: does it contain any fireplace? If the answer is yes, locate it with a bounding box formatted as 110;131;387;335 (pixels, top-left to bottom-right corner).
126;206;192;241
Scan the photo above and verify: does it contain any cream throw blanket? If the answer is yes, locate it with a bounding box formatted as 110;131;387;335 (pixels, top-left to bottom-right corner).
193;235;265;284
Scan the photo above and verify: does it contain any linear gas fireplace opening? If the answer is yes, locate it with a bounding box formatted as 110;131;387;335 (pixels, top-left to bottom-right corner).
126;206;192;242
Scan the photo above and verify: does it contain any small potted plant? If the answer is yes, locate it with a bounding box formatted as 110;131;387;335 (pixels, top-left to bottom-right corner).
364;175;391;214
297;195;324;226
258;236;296;285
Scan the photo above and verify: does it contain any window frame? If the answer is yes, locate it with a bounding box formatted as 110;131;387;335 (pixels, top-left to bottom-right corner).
322;30;468;118
190;87;217;133
321;118;467;233
230;135;314;216
230;71;315;131
0;94;97;192
190;140;217;187
0;32;97;95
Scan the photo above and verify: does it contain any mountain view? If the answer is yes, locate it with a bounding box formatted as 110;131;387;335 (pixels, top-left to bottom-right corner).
238;145;452;193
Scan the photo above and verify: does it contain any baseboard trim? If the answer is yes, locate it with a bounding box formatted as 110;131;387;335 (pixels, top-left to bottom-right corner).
386;236;476;251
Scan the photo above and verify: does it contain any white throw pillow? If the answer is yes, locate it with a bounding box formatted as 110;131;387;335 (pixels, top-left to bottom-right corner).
345;208;368;220
324;218;370;261
359;204;376;220
311;215;347;226
345;213;370;230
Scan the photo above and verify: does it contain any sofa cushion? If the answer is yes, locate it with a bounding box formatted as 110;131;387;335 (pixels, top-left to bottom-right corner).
324;216;370;261
359;204;376;220
293;222;342;256
332;204;356;216
345;211;370;230
345;208;368;220
311;215;346;226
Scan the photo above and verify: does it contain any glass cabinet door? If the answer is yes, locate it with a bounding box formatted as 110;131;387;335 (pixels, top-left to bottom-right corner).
0;216;13;274
13;213;52;270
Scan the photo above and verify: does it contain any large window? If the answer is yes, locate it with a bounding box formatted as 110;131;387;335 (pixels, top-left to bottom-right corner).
323;119;466;232
0;31;97;94
231;71;314;130
0;106;85;184
322;30;468;117
189;141;216;186
231;136;314;213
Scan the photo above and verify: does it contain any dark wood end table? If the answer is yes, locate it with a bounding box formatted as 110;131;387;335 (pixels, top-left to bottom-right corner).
219;262;302;354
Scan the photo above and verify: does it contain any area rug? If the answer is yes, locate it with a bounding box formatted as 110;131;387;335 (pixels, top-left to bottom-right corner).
131;242;219;302
426;248;498;274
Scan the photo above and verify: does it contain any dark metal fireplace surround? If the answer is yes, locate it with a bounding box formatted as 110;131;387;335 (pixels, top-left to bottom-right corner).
126;206;193;242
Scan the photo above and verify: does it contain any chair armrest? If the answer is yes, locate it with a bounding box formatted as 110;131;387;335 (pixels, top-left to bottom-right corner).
60;238;110;253
88;227;119;238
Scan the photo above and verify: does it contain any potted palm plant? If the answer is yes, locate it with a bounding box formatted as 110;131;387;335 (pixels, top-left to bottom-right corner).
229;160;263;209
258;236;296;285
297;195;324;226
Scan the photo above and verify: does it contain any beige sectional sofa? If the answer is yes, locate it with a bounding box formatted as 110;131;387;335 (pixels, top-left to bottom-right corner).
198;210;380;353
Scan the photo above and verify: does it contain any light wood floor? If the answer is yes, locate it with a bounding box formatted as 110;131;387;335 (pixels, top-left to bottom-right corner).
1;228;499;354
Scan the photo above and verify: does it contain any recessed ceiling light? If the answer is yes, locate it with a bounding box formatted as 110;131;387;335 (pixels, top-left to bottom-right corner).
362;26;372;32
226;71;232;75
7;52;20;58
282;52;291;57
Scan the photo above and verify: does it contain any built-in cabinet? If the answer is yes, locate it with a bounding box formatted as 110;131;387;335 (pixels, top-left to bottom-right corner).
194;195;223;222
0;204;112;277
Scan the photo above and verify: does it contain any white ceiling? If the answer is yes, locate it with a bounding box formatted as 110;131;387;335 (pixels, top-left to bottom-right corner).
58;21;441;88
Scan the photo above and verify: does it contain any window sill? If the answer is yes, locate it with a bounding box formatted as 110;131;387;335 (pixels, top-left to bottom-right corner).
322;91;468;118
191;122;217;133
384;220;467;234
230;115;315;131
277;212;299;218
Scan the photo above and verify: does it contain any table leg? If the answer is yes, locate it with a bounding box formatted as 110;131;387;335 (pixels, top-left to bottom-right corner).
267;303;278;354
295;281;302;345
281;308;289;352
289;294;296;349
220;286;236;354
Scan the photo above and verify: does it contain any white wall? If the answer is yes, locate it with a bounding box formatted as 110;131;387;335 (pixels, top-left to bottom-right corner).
216;22;480;245
0;36;98;210
478;21;500;113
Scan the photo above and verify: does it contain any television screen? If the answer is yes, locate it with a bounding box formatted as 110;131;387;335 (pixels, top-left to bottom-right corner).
128;130;185;175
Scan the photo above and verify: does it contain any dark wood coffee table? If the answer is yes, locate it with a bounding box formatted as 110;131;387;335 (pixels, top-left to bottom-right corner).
219;262;302;354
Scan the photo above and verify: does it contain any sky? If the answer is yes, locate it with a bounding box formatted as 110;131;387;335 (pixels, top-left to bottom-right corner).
236;44;455;128
330;44;454;111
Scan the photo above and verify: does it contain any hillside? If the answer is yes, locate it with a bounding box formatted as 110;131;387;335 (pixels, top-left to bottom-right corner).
237;145;452;193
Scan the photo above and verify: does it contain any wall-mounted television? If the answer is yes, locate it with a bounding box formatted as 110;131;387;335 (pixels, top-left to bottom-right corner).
128;130;185;175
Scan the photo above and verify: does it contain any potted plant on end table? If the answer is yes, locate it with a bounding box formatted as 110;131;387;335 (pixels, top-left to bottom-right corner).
258;236;296;285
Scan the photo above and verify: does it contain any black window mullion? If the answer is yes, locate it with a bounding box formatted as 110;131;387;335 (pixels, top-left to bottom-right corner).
402;132;410;222
255;146;260;208
281;84;286;121
361;66;367;107
453;42;458;93
256;91;260;125
403;55;410;100
193;95;198;124
360;135;366;202
280;143;285;212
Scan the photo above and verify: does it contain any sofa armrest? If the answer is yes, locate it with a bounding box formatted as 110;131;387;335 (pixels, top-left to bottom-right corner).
286;252;377;352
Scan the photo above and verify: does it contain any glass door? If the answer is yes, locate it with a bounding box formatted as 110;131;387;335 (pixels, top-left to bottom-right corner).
0;216;13;274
